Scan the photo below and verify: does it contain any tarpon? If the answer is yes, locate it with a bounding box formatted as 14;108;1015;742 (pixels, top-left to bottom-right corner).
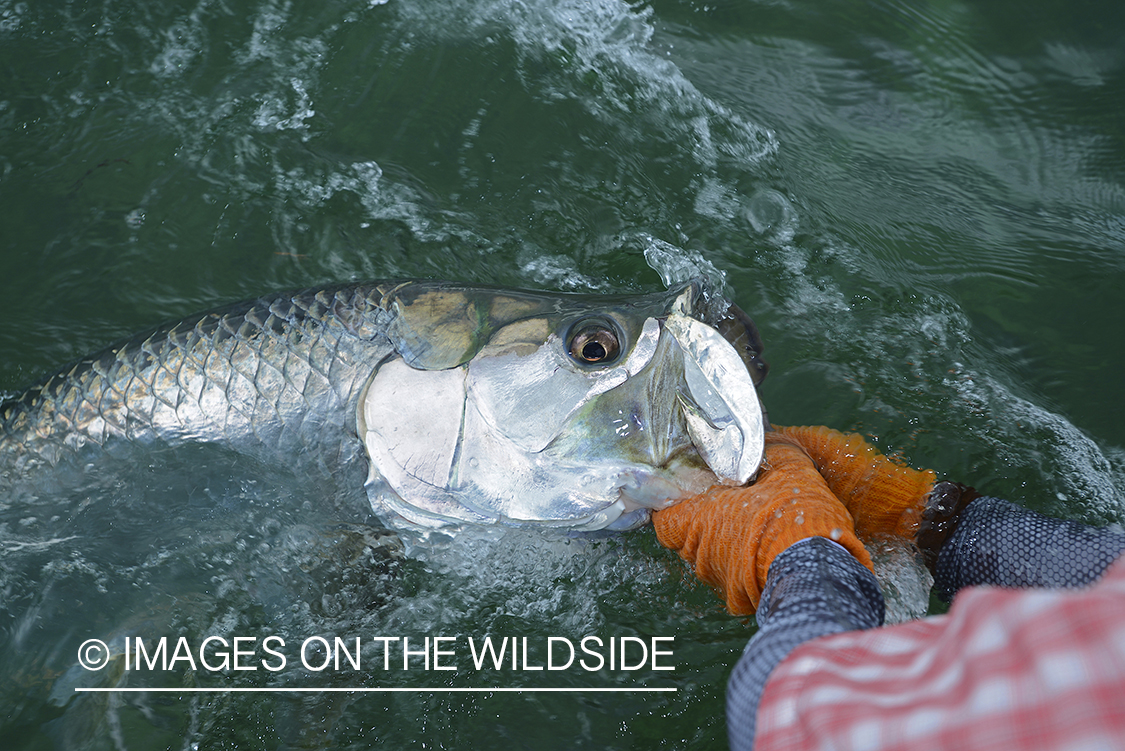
0;279;767;532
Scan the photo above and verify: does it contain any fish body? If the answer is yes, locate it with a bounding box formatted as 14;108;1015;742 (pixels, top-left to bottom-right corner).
2;282;392;473
1;279;766;531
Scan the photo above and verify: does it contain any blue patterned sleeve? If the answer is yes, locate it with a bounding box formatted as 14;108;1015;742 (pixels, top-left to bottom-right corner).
934;495;1125;601
725;537;885;751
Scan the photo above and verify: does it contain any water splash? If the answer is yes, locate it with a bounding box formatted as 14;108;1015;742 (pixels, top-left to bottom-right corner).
643;234;727;291
949;366;1125;523
870;539;933;625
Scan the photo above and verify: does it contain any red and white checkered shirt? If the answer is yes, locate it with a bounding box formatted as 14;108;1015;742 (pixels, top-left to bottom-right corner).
755;557;1125;750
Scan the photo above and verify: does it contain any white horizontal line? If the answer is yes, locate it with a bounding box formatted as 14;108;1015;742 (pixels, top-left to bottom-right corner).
75;687;676;693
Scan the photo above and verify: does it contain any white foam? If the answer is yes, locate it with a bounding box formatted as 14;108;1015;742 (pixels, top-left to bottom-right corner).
0;1;25;34
148;11;206;79
385;526;670;635
518;253;608;290
253;78;316;136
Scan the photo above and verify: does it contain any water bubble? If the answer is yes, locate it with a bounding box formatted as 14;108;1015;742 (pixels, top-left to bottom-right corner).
745;189;796;238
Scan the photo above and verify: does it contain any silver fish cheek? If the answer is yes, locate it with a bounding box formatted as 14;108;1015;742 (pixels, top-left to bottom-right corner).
357;360;478;527
464;318;662;453
358;313;673;530
357;361;642;529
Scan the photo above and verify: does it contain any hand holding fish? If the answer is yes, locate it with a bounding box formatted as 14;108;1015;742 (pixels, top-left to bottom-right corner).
653;432;874;614
704;438;1125;751
654;425;977;614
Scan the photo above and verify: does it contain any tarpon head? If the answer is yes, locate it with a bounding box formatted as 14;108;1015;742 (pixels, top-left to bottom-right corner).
358;279;768;532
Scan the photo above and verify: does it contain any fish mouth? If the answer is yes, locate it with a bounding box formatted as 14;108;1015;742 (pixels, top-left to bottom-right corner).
665;287;767;487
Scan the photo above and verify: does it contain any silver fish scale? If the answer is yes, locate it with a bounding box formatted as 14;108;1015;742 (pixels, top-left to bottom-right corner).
0;284;398;472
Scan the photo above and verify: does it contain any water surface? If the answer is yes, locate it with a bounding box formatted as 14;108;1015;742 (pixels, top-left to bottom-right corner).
2;0;1123;747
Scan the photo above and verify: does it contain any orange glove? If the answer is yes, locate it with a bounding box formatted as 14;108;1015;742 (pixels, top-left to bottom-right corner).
653;433;874;615
773;425;937;540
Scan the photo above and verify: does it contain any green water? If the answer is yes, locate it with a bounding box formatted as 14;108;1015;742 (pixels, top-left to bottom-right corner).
1;0;1123;747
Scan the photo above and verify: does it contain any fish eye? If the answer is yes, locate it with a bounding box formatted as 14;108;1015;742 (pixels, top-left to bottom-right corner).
566;320;622;365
